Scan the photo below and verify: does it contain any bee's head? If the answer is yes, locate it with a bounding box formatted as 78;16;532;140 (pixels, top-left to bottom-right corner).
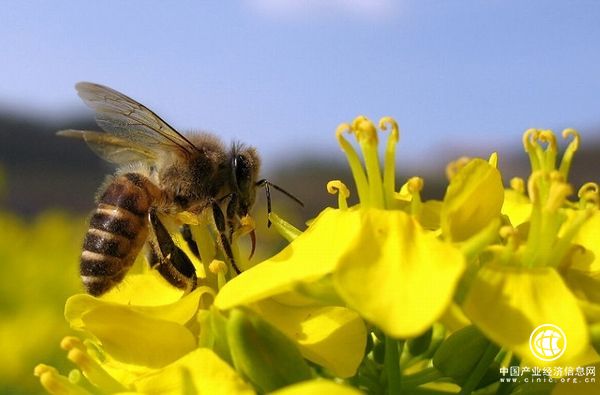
230;143;261;216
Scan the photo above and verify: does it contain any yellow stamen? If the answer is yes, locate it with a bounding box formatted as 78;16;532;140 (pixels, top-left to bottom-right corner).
379;117;400;208
268;212;302;242
336;123;369;205
175;211;202;225
190;223;217;270
351;115;378;145
34;364;92;395
578;182;599;207
352;116;384;208
558;128;580;180
209;259;228;290
445;157;471;181
327;180;350;210
538;130;558;171
509;177;525;194
234;215;255;238
406;177;423;216
545;173;571;213
60;337;126;393
499;225;520;257
522;129;541;171
209;259;228;275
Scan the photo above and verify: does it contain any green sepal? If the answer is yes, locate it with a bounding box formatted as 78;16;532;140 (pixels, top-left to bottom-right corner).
226;307;312;392
198;307;233;366
433;325;498;386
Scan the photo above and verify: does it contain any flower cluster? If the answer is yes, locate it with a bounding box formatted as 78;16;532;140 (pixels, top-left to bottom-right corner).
35;117;600;394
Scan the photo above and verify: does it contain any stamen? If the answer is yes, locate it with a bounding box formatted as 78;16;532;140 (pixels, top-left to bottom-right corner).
545;173;571;213
336;123;370;205
268;212;302;242
509;177;525;194
235;215;256;259
522;129;541;172
578;182;599;208
351;115;378;145
558;128;580;181
209;259;228;290
538;130;558;171
209;259;228;275
60;337;125;392
445;157;471;181
407;177;424;215
327;180;350;210
379;117;400;209
34;364;92;395
352;116;384;208
190;223;217;271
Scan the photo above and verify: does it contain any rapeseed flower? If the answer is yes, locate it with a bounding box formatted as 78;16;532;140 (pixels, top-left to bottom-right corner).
463;129;599;368
34;118;600;394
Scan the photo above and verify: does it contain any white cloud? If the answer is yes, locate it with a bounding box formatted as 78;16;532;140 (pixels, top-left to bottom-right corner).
246;0;399;20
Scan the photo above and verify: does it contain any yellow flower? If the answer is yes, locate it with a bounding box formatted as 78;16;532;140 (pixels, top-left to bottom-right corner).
217;115;465;344
463;129;598;366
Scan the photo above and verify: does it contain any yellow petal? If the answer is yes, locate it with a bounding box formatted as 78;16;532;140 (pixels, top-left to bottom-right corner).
65;295;199;368
441;158;504;242
270;379;364;395
66;286;209;328
250;299;366;378
133;348;255;395
334;209;465;338
101;273;187;306
501;189;532;227
463;263;589;366
215;208;361;309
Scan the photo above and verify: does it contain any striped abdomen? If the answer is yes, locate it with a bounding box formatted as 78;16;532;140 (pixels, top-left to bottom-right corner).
81;173;157;296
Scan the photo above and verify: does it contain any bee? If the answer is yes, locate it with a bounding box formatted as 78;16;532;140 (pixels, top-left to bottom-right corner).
60;82;301;296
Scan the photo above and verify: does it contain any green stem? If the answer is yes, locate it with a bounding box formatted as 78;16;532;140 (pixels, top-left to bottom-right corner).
402;367;444;388
458;342;500;395
385;336;403;395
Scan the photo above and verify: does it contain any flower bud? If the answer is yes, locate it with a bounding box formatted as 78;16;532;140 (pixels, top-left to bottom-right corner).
433;325;498;386
227;308;312;392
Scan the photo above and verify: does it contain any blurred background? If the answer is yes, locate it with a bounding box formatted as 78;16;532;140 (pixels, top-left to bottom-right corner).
1;1;599;393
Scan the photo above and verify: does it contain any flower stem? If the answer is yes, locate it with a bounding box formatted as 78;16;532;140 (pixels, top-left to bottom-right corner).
458;342;500;395
402;367;444;388
385;336;403;395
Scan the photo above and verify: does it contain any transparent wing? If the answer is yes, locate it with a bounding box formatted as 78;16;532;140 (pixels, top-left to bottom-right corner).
75;82;198;157
57;129;157;165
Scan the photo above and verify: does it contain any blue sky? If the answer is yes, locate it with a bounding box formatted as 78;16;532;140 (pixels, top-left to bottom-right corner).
2;0;600;170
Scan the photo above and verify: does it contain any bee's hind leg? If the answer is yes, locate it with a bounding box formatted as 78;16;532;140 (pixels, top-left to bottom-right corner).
147;210;197;293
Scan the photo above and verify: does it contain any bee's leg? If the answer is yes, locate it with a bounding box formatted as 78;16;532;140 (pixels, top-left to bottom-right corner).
181;224;201;260
226;193;239;242
211;201;241;274
148;210;197;293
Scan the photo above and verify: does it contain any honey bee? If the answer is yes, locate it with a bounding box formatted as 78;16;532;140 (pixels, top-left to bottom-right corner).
60;82;301;296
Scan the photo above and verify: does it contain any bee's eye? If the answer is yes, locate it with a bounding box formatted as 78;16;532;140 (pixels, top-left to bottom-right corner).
233;154;251;191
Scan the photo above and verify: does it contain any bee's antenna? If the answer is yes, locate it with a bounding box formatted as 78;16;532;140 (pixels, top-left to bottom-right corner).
256;179;304;227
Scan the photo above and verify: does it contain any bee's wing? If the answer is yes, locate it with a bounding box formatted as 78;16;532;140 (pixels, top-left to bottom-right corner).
75;82;198;158
58;129;158;164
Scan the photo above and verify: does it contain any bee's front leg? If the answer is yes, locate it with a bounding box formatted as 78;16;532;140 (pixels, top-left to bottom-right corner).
211;201;241;274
